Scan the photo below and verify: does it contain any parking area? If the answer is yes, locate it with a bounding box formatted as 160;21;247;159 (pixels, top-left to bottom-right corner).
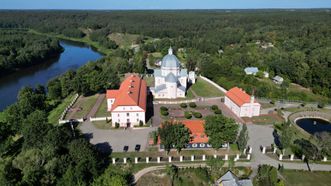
80;121;156;153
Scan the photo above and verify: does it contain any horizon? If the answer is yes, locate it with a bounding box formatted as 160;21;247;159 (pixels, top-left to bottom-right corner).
1;0;331;10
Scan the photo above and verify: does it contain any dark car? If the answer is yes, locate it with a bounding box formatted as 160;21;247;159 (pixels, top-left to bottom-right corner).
135;144;141;152
123;145;129;152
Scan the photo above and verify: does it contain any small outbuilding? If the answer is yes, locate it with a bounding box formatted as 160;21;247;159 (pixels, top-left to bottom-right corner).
215;170;253;186
273;75;284;85
244;67;259;75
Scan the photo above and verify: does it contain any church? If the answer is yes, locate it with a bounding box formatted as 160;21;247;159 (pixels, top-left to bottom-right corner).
151;47;195;99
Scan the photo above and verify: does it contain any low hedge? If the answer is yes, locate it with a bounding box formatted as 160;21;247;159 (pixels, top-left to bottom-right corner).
160;106;168;112
189;102;197;108
193;112;202;118
184;111;192;119
180;103;188;108
161;110;169;116
211;105;219;111
214;109;222;115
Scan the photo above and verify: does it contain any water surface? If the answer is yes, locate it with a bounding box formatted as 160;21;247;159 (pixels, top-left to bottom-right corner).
0;40;102;111
296;118;331;134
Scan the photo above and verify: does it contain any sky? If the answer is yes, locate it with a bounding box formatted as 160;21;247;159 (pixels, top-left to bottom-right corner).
1;0;331;10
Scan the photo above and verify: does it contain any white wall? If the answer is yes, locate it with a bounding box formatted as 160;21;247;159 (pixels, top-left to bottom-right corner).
224;96;260;118
111;110;145;127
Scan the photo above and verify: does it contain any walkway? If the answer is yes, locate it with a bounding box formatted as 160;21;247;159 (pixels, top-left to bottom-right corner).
86;93;105;118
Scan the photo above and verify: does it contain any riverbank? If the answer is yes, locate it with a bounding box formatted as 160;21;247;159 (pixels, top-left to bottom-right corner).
29;29;112;55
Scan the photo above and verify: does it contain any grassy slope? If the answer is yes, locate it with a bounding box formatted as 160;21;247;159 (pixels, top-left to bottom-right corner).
108;32;140;48
48;94;76;124
281;170;331;186
190;77;224;97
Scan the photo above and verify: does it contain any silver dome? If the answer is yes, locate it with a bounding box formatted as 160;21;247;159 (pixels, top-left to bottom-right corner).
161;47;180;68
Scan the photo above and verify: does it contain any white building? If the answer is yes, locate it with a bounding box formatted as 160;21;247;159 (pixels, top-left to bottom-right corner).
106;75;147;128
273;75;284;85
224;87;260;118
151;47;195;99
244;67;259;75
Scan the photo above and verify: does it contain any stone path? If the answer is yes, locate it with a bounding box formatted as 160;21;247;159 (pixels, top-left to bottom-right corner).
86;93;105;118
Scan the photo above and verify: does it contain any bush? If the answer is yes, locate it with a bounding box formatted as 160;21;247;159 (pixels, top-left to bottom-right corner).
161;110;169;116
193;112;202;118
211;105;219;111
189;102;197;108
214;109;222;115
184;111;192;119
115;122;120;128
139;120;144;127
180;103;187;108
160;106;168;112
318;102;325;108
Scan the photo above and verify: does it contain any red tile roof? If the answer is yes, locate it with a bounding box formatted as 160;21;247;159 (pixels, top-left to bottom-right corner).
225;87;253;107
106;75;147;111
179;120;208;143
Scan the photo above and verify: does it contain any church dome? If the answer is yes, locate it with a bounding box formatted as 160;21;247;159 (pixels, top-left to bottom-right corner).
161;47;181;68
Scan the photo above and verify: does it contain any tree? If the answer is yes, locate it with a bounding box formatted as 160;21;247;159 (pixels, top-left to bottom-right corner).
21;110;51;149
92;165;128;186
166;164;178;186
237;124;249;151
204;115;239;149
254;164;279;186
279;122;293;154
158;121;191;154
293;139;320;161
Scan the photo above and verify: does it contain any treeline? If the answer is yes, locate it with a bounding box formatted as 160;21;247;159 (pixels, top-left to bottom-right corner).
1;10;328;99
0;29;63;76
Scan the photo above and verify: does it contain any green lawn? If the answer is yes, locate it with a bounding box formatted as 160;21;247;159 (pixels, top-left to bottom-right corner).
281;170;331;186
190;77;224;98
48;94;76;124
95;98;110;117
66;94;99;119
108;32;140;48
92;120;113;129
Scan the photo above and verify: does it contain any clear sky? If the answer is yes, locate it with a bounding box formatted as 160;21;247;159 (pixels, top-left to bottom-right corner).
1;0;331;10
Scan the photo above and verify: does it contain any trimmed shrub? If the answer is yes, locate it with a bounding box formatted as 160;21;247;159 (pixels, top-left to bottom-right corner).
161;110;169;116
180;103;188;108
214;109;222;115
160;106;168;112
184;111;192;119
189;102;197;108
115;122;120;128
211;105;219;111
318;102;325;108
139;120;144;127
193;112;202;118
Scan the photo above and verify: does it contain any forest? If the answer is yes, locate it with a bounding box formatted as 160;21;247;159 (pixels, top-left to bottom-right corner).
0;29;63;76
0;10;329;100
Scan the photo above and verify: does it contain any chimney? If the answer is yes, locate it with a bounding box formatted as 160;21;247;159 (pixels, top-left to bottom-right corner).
250;95;255;103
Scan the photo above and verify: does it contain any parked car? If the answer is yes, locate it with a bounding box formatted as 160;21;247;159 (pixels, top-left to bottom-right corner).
123;145;129;152
135;144;141;152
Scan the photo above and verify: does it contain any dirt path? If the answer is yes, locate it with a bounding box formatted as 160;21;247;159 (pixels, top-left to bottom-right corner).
86;94;105;118
66;95;83;119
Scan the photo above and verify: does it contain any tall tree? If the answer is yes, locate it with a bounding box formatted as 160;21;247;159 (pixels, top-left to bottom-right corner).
237;124;249;151
204;115;239;149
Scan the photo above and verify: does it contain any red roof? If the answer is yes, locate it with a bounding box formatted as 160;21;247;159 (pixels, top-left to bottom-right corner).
225;87;253;107
106;75;147;111
180;120;208;143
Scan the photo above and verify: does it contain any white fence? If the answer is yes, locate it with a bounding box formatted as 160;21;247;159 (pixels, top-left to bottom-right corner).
59;118;84;124
199;75;227;93
90;117;112;122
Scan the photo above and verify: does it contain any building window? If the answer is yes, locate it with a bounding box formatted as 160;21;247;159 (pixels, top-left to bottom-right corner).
118;114;120;117
127;113;129;117
136;113;139;117
118;119;120;122
136;119;139;122
127;119;130;123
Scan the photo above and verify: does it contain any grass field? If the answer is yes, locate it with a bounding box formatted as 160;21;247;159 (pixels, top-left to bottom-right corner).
48;94;76;124
92;120;113;129
280;170;331;186
66;94;99;119
190;77;224;97
108;32;140;48
95;97;110;117
249;114;284;125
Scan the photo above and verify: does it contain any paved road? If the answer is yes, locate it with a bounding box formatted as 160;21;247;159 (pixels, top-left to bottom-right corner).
80;121;157;152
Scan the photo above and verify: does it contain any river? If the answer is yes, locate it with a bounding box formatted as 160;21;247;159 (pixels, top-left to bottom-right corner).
0;40;103;111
